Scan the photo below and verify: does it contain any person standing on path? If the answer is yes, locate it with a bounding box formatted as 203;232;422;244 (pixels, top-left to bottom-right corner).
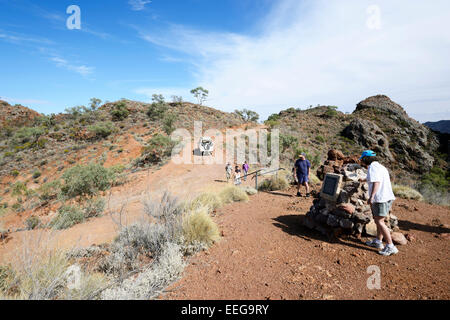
294;153;311;197
243;161;249;181
359;150;398;256
225;162;233;183
234;165;242;185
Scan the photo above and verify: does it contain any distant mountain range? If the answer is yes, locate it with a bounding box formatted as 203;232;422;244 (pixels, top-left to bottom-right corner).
424;120;450;134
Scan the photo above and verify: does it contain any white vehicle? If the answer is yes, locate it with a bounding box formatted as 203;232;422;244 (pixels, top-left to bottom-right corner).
198;137;214;156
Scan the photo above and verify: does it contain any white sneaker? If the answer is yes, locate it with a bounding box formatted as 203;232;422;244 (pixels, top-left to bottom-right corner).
365;239;384;249
379;245;399;256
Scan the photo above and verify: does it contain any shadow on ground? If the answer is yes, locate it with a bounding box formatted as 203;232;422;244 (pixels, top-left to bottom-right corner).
398;220;450;234
273;214;376;253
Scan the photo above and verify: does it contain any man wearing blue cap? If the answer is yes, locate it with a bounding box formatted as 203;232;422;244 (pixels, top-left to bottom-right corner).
359;150;398;256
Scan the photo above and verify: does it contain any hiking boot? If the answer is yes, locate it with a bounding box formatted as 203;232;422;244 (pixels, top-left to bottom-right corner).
365;239;384;249
379;245;399;256
306;193;311;198
297;192;302;197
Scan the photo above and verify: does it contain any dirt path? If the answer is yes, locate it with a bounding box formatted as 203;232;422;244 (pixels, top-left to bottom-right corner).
164;187;450;300
0;126;261;263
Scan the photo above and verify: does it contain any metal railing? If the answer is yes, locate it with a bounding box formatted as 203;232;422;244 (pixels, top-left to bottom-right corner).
245;167;286;190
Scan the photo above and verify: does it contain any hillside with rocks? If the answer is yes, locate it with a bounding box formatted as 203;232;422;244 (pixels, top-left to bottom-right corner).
0;95;448;301
268;95;447;185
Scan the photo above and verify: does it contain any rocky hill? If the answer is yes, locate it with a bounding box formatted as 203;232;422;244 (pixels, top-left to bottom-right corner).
424;120;450;134
0;99;244;179
268;95;446;183
0;100;42;127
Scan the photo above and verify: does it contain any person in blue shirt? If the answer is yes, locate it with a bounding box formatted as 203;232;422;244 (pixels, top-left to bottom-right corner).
294;153;311;197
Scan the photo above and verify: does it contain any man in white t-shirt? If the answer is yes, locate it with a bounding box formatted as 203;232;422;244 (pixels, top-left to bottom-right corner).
359;150;398;256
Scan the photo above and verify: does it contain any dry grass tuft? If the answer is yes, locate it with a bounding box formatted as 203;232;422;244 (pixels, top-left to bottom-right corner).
392;185;424;201
219;186;249;204
182;206;220;248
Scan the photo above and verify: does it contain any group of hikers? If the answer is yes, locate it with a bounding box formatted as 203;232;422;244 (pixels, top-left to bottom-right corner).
223;150;398;256
292;150;398;256
225;161;250;185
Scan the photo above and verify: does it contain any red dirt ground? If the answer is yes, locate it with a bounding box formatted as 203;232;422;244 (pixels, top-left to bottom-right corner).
164;187;450;300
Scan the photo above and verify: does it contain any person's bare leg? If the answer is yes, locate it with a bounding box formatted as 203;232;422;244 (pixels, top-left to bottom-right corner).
374;217;392;244
305;182;310;194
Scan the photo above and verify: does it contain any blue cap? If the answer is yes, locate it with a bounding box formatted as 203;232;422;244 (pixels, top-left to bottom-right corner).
360;150;377;160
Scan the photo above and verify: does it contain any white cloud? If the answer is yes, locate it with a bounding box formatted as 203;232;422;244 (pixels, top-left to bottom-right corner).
139;0;450;122
129;0;152;11
50;56;94;76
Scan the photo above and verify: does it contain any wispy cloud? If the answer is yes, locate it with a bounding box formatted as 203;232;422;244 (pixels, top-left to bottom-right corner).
0;30;54;45
50;56;94;77
138;0;450;122
129;0;152;11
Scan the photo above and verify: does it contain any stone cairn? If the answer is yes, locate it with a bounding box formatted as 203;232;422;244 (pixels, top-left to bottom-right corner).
304;150;398;238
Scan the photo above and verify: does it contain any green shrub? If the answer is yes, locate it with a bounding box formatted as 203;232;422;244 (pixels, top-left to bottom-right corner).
61;163;116;199
11;127;45;146
88;122;115;139
393;185;424;201
11;182;27;197
219;186;249;204
316;135;325;143
418;167;450;206
146;95;168;121
309;172;321;185
136;134;176;166
50;205;84;230
25;216;41;230
11;170;19;177
83;198;106;218
183;206;220;247
110;102;130;121
280;134;298;153
324;106;338;118
38;180;61;201
163;114;177;135
32;170;41;179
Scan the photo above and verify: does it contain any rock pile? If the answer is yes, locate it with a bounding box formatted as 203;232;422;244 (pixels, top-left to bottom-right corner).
305;150;399;238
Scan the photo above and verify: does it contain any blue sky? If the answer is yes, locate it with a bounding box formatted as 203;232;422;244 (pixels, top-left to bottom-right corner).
1;0;449;122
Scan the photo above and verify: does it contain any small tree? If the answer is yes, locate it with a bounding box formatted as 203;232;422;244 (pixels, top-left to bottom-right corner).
110;101;130;121
171;95;183;105
90;98;102;111
163;114;177;135
234;109;260;123
147;94;168;121
190;87;209;106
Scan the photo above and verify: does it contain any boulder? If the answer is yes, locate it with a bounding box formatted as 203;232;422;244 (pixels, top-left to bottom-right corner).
342;118;395;162
326;214;340;228
337;190;350;204
337;203;355;215
364;219;378;237
328;149;345;161
354;211;372;224
391;232;408;245
340;219;354;229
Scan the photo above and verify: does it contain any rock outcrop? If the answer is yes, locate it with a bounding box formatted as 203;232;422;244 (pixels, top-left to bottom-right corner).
344;95;440;173
306;150;399;238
